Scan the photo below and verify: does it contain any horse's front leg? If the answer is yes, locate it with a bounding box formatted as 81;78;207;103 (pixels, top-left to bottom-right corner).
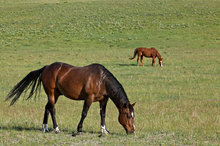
99;98;109;135
141;55;144;66
152;56;156;67
77;99;92;134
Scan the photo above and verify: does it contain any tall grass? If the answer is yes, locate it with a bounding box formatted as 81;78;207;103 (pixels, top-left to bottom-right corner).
0;0;219;145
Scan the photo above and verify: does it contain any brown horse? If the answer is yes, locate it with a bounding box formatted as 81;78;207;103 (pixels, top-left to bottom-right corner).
6;62;135;135
130;47;163;67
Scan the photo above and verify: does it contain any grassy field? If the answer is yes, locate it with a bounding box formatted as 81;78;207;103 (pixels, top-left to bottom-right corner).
0;0;219;145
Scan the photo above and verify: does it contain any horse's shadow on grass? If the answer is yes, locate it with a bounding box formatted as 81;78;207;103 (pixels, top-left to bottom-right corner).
118;63;137;67
118;63;153;67
71;130;123;137
0;126;123;136
0;125;42;131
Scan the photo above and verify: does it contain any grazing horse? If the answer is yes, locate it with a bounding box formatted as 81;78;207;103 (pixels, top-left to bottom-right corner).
6;62;135;135
130;47;163;67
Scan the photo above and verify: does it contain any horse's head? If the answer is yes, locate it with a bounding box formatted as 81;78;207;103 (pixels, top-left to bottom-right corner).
159;58;163;67
118;102;136;134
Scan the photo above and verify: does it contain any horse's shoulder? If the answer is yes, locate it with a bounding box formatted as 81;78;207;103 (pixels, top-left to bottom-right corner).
87;64;106;73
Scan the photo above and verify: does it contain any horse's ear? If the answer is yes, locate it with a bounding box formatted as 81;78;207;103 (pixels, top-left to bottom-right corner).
120;103;129;108
132;102;136;107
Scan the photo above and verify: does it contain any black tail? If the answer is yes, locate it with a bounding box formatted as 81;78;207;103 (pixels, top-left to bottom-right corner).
5;66;46;106
129;48;138;60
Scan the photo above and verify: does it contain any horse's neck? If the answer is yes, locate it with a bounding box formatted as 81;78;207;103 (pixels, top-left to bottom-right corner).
105;78;129;109
101;67;129;109
156;51;162;59
110;92;129;109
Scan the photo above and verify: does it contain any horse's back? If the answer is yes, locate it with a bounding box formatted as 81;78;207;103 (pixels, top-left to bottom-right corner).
141;47;158;57
45;63;105;100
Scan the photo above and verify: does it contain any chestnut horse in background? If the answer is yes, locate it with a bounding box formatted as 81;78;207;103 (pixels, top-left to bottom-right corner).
130;47;163;67
6;62;135;135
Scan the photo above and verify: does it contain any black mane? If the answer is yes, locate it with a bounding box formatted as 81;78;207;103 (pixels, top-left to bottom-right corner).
94;64;129;108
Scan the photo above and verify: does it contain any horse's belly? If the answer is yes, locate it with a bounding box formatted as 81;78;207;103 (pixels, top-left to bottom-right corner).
57;80;86;100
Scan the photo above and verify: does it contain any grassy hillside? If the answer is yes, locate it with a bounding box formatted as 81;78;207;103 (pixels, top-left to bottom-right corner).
0;0;219;145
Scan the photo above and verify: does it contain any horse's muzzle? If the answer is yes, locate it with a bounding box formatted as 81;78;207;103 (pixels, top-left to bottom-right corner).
126;130;135;134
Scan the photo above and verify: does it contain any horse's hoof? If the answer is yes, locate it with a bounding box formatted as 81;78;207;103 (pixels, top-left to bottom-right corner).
72;131;83;137
102;129;109;136
43;129;49;133
103;131;109;136
101;125;109;136
54;130;60;134
99;131;109;137
42;124;49;133
54;127;60;134
77;131;83;135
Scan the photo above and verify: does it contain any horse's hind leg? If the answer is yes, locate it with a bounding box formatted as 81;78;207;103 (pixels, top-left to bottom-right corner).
137;54;142;66
136;56;139;66
42;102;50;132
137;52;143;66
152;56;156;67
100;97;109;135
43;90;60;133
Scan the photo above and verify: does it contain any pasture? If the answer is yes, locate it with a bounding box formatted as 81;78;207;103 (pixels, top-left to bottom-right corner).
0;0;219;145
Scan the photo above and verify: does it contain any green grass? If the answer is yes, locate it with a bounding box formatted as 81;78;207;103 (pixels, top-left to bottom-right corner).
0;0;219;145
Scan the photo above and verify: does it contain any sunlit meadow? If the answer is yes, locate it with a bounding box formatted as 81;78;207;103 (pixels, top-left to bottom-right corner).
0;0;219;145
